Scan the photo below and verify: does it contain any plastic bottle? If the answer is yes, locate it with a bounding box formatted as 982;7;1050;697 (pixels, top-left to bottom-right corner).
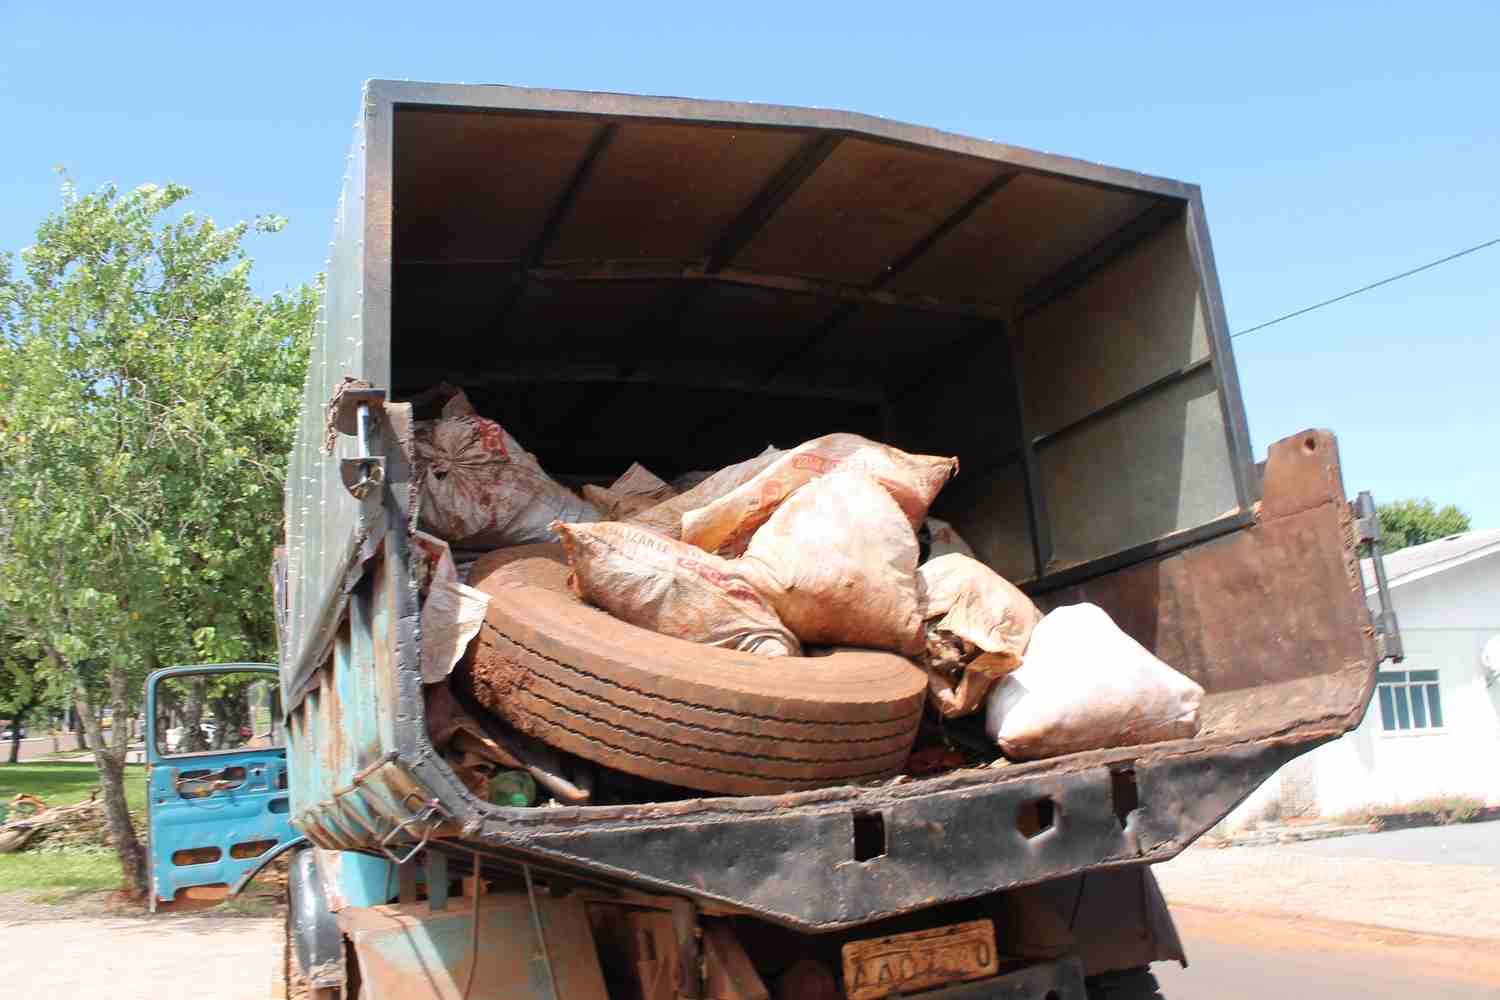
487;770;537;808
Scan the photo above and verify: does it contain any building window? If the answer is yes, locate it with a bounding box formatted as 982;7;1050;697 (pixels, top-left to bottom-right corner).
1375;670;1444;733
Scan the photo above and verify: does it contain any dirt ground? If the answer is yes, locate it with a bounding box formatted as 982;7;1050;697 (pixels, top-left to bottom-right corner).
1;890;280;1000
1152;839;1500;938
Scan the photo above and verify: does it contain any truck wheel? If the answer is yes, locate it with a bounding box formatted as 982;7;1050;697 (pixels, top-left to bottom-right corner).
461;544;928;796
1085;967;1165;1000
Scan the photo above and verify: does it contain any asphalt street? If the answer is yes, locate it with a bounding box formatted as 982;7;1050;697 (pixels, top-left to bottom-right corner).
1279;820;1500;867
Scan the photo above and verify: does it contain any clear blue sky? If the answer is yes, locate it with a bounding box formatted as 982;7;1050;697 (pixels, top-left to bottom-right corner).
4;2;1496;527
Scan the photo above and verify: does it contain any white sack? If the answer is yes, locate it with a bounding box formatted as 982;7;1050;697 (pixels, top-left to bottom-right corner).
984;603;1203;760
923;517;974;560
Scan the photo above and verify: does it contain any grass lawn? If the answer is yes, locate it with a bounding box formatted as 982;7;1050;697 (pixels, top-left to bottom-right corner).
0;760;147;898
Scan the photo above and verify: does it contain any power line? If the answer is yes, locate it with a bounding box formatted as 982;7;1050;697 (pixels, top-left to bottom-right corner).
1231;235;1500;340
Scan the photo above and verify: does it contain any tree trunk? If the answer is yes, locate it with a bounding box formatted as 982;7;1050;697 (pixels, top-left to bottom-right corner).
75;667;149;900
6;693;35;764
181;677;207;753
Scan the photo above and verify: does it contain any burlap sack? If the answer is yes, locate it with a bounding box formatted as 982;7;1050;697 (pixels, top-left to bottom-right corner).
984;603;1204;760
553;521;800;657
682;434;958;558
627;445;783;539
414;397;599;548
916;554;1041;717
741;471;924;656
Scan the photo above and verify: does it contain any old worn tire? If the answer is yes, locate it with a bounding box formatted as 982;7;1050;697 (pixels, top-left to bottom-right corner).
1085;967;1166;1000
460;544;927;796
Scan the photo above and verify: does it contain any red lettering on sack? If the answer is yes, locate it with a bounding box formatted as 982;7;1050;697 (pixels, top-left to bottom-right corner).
474;419;509;458
791;453;839;474
676;558;764;605
754;478;785;511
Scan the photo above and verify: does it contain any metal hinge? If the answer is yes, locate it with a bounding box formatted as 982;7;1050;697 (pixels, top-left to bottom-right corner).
1353;491;1404;662
331;385;388;499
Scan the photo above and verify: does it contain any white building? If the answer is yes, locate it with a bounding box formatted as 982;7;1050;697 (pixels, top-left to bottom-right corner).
1226;529;1500;828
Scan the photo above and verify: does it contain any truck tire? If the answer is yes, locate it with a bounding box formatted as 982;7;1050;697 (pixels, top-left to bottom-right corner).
1085;967;1166;1000
461;544;928;796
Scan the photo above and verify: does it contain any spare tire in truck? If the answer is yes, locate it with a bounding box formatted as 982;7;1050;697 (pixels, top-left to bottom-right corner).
459;544;928;796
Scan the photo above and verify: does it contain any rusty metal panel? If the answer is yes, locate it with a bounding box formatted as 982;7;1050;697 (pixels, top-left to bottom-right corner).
340;894;609;1000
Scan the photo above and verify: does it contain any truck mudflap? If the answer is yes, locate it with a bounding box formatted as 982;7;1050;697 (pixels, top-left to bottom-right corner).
289;429;1380;931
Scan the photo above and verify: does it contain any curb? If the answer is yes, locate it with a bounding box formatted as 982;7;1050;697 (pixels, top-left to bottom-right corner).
1219;823;1373;848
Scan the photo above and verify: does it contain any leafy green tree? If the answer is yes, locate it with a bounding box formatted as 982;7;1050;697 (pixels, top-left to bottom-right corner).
1377;499;1472;554
0;178;314;897
0;621;46;764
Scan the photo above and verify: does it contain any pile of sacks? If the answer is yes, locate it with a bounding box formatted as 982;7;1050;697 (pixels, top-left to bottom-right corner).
411;388;1202;763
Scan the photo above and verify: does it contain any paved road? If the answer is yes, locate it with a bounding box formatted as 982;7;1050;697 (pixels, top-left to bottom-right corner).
1281;821;1500;867
3;736;78;762
1159;906;1500;999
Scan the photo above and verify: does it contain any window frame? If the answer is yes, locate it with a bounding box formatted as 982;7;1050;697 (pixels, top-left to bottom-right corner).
1374;668;1445;737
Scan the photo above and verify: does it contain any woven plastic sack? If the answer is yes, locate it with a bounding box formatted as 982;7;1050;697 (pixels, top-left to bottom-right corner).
627;445;783;539
984;603;1204;760
741;471;924;655
553;521;800;657
583;484;666;520
916;554;1041;717
682;434;958;558
411;531;491;683
610;462;676;499
414;392;598;548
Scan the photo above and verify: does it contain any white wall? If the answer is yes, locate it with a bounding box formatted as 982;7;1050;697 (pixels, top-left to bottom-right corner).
1309;552;1500;815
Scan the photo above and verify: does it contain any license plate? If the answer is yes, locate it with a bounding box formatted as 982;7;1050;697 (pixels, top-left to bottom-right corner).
842;918;999;1000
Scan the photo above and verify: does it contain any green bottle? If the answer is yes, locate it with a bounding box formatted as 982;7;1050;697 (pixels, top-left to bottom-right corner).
487;770;536;807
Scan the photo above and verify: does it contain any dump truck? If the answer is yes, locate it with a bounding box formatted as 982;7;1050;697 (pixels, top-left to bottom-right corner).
143;81;1401;1000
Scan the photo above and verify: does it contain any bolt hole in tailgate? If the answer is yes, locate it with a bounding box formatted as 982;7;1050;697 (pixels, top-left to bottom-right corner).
278;84;1380;930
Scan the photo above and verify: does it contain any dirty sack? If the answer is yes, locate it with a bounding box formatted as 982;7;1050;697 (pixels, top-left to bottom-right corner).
411;531;491;684
583;462;679;519
740;471;924;656
413;388;599;548
553;520;801;656
681;433;958;557
916;554;1042;718
984;603;1204;760
922;517;974;561
627;445;783;539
